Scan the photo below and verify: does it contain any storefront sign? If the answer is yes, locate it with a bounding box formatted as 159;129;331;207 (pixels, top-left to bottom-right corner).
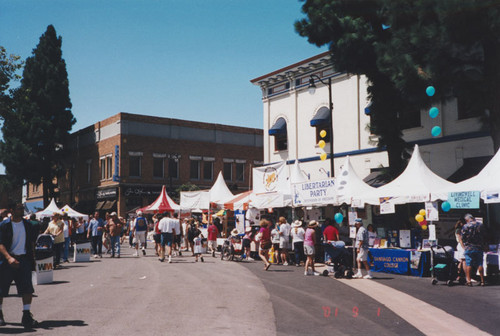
113;145;120;182
96;188;117;199
448;191;480;209
292;179;335;206
123;187;161;197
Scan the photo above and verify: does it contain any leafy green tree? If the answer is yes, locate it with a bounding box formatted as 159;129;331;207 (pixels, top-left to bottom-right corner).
295;0;500;177
0;25;75;206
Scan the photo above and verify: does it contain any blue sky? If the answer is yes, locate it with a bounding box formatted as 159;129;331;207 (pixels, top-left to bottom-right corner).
0;0;326;174
1;0;326;129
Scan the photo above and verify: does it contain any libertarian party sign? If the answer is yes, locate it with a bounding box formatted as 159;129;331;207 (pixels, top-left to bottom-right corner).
292;179;336;206
448;191;480;209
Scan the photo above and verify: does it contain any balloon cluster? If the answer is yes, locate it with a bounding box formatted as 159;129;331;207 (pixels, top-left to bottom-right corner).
426;86;441;137
319;130;327;161
415;209;428;230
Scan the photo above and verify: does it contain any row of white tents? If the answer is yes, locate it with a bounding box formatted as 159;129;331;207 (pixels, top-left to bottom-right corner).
35;199;89;220
180;144;500;212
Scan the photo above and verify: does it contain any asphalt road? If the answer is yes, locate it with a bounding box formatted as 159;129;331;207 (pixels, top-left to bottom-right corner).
1;246;498;335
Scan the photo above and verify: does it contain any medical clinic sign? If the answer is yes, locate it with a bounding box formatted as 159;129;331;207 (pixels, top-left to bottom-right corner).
448;191;480;209
292;179;336;206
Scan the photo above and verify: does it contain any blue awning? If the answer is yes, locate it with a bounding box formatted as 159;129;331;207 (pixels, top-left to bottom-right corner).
269;118;287;136
310;107;331;126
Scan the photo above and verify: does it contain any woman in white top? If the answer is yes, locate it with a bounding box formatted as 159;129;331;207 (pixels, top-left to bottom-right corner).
271;224;281;264
291;220;305;266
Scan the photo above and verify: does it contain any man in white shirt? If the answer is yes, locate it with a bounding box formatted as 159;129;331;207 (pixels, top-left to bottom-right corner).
171;213;182;257
158;213;176;263
278;217;291;266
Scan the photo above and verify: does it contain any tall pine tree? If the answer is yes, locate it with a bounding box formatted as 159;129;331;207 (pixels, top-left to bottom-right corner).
0;25;75;205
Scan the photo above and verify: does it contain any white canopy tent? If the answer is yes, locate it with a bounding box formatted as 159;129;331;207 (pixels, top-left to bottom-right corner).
335;156;379;206
180;171;234;210
35;199;62;219
60;205;89;220
354;145;456;205
432;147;500;203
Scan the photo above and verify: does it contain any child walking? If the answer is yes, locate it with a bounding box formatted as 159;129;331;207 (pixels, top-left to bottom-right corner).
193;225;204;262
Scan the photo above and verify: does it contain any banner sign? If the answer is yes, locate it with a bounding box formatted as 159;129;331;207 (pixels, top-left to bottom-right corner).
253;161;290;194
370;248;410;275
292;179;335;206
379;197;395;214
113;145;120;182
484;192;500;204
448;191;480;209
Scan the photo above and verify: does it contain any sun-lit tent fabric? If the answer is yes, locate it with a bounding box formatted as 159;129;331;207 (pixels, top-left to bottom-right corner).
218;190;253;210
60;205;89;220
357;145;456;205
35;199;62;219
209;171;234;203
432;147;500;203
180;190;210;210
289;160;309;184
336;156;379;206
141;185;179;213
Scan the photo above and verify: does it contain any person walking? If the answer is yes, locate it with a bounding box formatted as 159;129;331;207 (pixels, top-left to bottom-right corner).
270;223;281;264
192;224;204;262
461;214;486;286
257;219;272;271
353;218;373;279
106;212;123;258
0;201;39;329
87;211;105;258
291;220;305;267
207;220;219;257
133;211;148;257
62;214;71;263
158;212;175;263
242;226;254;261
304;220;320;276
44;213;64;268
454;219;466;281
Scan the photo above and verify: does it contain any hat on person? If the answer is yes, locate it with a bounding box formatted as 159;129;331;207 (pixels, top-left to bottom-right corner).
110;212;118;216
308;220;318;228
292;220;302;228
354;218;363;224
231;228;239;236
137;210;143;216
464;213;474;220
245;226;252;233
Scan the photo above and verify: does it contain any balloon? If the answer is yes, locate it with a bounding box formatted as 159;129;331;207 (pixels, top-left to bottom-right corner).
320;130;327;138
422;225;428;230
421;219;427;226
441;201;451;212
431;126;441;137
415;214;424;223
320;153;327;161
334;213;343;224
318;140;326;149
429;107;439;118
426;86;435;97
419;209;426;217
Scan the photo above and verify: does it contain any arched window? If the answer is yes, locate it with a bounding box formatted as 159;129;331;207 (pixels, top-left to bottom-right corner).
310;107;331;143
269;117;287;151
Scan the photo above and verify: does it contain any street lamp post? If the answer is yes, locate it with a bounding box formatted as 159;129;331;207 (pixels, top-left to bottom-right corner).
167;154;181;192
308;75;334;177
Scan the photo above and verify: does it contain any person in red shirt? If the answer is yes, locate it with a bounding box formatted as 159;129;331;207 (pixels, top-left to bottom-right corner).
207;222;219;257
323;219;339;264
257;219;272;271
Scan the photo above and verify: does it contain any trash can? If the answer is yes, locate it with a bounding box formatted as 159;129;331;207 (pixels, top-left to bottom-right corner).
34;234;54;285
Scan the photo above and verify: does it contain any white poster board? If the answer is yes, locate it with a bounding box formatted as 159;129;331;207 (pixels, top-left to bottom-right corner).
425;202;439;221
33;256;53;285
399;230;411;248
73;242;91;262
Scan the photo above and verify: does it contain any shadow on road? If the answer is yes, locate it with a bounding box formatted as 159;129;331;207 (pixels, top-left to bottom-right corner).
0;320;87;334
37;281;70;285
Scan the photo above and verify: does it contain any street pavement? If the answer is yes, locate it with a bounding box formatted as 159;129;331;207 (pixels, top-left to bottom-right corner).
1;246;499;335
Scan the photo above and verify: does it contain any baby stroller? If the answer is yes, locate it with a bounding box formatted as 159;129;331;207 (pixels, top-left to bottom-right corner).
430;245;460;286
35;234;54;260
221;235;244;262
323;241;354;279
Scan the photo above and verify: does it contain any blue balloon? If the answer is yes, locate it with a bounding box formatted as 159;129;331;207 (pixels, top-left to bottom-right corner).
429;107;439;118
426;86;436;97
441;201;451;212
334;213;344;224
431;126;441;137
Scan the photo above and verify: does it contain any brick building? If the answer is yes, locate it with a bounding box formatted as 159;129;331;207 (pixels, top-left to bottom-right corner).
25;112;263;216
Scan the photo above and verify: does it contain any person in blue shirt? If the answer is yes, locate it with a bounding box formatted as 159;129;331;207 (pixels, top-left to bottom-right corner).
87;212;105;258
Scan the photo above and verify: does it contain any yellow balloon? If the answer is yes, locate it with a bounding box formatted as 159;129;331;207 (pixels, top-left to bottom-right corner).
415;214;424;223
320;130;327;138
419;209;426;217
320;153;327;161
318;140;326;149
422;225;428;230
